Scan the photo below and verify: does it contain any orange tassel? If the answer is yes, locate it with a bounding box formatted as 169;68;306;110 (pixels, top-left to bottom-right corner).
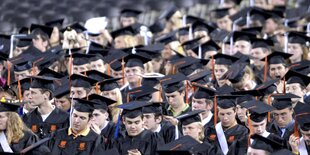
17;80;22;100
95;82;99;94
212;55;215;81
282;77;286;93
264;56;267;82
107;64;111;76
267;94;272;123
185;81;189;104
127;90;142;103
294;119;300;138
7;62;10;86
138;78;141;87
213;96;217;125
247;112;253;145
122;58;125;86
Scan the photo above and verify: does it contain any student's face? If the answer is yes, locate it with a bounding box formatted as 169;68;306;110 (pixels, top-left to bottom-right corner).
120;17;136;27
71;110;90;133
50;27;60;44
269;64;287;79
216;16;232;31
218;107;236;128
236;105;247;123
182;122;202;141
165;91;184;107
124;116;144;136
251;48;268;64
73;64;89;74
0;112;8;131
29;88;47;106
90;59;105;73
192;98;212;112
151;58;163;73
301;129;310;145
233;40;251;55
125;66;143;84
143;113;160;131
70;87;88;99
101;89;118;101
286;83;305;100
114;37;126;49
14;70;31;81
88;35;104;45
91;109;108;128
161;45;173;60
264;18;278;34
251;119;267;135
32;35;48;52
247;147;270;155
55;97;71;112
288;43;303;61
272;107;293;128
214;64;228;80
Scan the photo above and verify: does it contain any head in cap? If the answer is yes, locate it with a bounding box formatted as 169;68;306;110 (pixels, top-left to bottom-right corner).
177;110;205;142
294;103;310;145
216;95;240;128
248;134;284;154
118;101;149;136
284;70;310;103
231;31;256;56
66;53;95;75
45;18;64;47
272;93;299;128
14;35;33;57
127;86;158;102
110;26;136;49
262;51;292;79
120;8;142;27
71;98;95;134
188;70;212;85
70;74;97;99
213;53;239;83
192;39;220;59
142;102;166;132
287;31;310;63
192;20;215;44
213;8;232;31
54;81;71;112
10;53;36;81
250;38;273;69
30;24;53;52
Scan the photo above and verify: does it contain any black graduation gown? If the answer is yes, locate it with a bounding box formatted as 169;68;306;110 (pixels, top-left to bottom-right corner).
114;130;165;155
159;121;176;144
22;108;70;139
193;141;224;155
101;121;115;140
203;116;215;138
0;130;50;155
48;128;105;155
121;85;130;103
268;120;295;145
205;124;249;154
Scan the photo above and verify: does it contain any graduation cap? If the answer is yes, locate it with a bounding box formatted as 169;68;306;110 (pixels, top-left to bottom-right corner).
177;110;204;126
254;79;278;95
110;26;136;39
288;31;310;44
192;39;220;56
149;19;165;34
19;27;29;34
73;98;95;113
284;69;310;87
98;78;121;91
213;53;239;65
221;62;247;83
45;18;64;28
30;24;53;38
84;70;112;82
216;95;239;109
188;70;212;84
159;4;178;20
181;37;200;50
30;75;58;92
272;149;295;155
0;98;23;113
192;83;216;99
87;94;116;111
120;8;142;18
290;60;310;75
178;26;191;36
62;23;87;33
171;56;207;76
192;20;215;33
241;27;263;36
70;74;97;88
155;31;178;45
141;73;164;88
294;103;310;131
160;73;188;93
38;68;64;79
54;82;70;98
142;102;163;115
157;135;199;155
209;29;230;43
118;101;149;118
229;31;256;42
15;35;33;48
11;77;31;91
250;134;283;153
213;8;230;19
240;100;275;122
261;51;292;65
127;86;158;102
123;53;151;68
216;84;235;95
104;49;128;72
271;93;300;110
251;38;274;49
66;53;96;66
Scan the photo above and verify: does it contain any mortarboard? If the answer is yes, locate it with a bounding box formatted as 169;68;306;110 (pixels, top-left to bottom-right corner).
98;78;121;91
120;8;142;18
159;4;178;20
284;69;310;87
240;100;275;122
70;74;97;88
216;84;235;95
178;26;190;36
0;98;22;113
104;49;128;72
29;75;58;93
62;23;86;33
250;134;283;153
141;73;164;88
66;53;96;66
149;19;165;34
192;83;216;99
118;101;149;118
192;20;215;33
157;135;199;155
54;82;70;98
272;149;294;155
271;93;300;110
221;62;247;83
30;24;53;38
229;31;256;42
142;102;163;115
127;86;158;102
213;53;239;65
177;110;204;126
110;26;136;39
155;31;178;45
87;94;116;111
171;56;208;76
250;38;274;49
181;37;200;50
192;39;220;56
123;53;151;68
290;60;310;75
216;95;240;109
84;70;112;82
241;27;263;36
235;95;256;105
261;51;292;65
45;18;64;28
294;103;310;131
15;35;33;48
213;8;230;19
254;79;278;95
38;68;64;79
288;31;310;44
11;77;31;91
188;70;212;84
160;73;188;93
73;98;95;113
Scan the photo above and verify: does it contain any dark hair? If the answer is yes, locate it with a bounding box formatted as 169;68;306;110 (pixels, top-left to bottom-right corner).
39;89;53;100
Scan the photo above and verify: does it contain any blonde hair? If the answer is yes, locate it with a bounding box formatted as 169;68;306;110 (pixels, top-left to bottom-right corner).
123;35;139;48
195;122;205;142
110;88;123;123
232;65;255;91
5;112;26;144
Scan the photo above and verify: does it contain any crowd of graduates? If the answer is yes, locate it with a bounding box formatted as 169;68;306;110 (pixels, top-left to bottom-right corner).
0;0;310;154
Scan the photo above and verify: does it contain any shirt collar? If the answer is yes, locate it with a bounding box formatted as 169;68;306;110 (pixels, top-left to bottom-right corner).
68;127;90;139
202;112;213;126
168;104;190;117
154;125;161;133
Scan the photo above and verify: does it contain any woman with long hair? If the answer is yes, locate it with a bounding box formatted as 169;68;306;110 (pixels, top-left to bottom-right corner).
0;98;49;154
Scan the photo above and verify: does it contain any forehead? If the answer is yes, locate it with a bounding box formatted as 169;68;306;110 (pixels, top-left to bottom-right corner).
301;128;310;134
269;63;285;68
72;109;89;117
234;40;250;45
218;107;235;113
125;116;142;122
272;108;291;113
125;66;142;70
251;118;267;125
29;88;42;92
165;91;180;96
71;87;86;91
286;83;301;87
192;97;206;102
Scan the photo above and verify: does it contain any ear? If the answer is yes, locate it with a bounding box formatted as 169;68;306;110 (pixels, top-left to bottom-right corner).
43;91;51;100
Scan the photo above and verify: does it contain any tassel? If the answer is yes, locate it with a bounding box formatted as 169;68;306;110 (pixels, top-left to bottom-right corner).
107;64;111;76
7;62;10;86
113;113;121;139
121;58;125;86
264;56;267;82
95;82;99;94
185;81;189;104
293;119;299;138
211;55;215;81
282;77;286;93
267;95;272;123
17;80;22;101
213;96;217;125
247;111;253;145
